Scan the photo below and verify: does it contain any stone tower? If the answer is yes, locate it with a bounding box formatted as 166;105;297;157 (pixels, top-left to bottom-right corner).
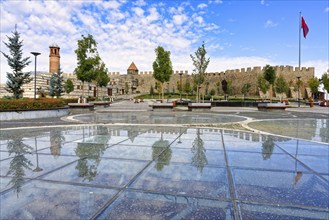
127;62;138;75
49;44;60;73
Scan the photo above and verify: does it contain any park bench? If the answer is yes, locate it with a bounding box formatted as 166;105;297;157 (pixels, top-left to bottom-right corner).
188;103;212;111
257;103;286;111
68;103;94;112
91;101;111;107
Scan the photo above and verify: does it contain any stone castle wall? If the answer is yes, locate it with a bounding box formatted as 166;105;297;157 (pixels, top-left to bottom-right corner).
0;65;314;99
109;65;314;97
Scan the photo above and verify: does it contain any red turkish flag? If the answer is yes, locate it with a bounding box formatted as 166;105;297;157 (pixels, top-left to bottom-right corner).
301;16;309;38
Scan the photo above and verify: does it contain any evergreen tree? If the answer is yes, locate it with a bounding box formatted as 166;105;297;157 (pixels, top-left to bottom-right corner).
152;46;173;101
64;79;74;95
1;26;31;99
6;138;33;195
191;41;210;102
49;65;64;98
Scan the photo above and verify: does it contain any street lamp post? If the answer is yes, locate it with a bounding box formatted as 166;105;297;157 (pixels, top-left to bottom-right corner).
179;72;183;103
31;52;41;100
297;76;301;107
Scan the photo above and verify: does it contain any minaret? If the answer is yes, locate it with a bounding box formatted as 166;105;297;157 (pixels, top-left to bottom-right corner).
49;44;60;73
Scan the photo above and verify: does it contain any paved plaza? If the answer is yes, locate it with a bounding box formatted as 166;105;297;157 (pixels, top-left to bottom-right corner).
0;100;328;219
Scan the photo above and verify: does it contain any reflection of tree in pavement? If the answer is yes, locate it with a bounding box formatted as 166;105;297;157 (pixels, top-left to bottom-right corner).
319;119;329;143
50;130;65;157
262;136;274;160
75;143;106;182
191;129;208;173
152;132;171;171
6;138;34;195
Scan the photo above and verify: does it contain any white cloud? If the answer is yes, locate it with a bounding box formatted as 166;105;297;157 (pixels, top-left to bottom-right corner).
264;20;278;28
133;0;147;7
209;0;223;4
197;3;208;9
133;7;144;17
302;60;329;78
146;7;160;22
260;0;269;6
207;56;272;73
325;7;329;12
173;14;187;26
103;0;122;9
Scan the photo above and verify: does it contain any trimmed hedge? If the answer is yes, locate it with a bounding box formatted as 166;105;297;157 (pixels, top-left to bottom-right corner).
0;98;66;111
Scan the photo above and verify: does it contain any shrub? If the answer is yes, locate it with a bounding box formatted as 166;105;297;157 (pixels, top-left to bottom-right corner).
0;98;66;111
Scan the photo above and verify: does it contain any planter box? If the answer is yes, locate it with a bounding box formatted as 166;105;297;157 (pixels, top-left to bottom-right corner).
188;103;211;111
258;103;286;111
0;107;69;121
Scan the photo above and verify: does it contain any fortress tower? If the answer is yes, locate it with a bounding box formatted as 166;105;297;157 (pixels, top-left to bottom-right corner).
49;44;60;73
127;62;138;75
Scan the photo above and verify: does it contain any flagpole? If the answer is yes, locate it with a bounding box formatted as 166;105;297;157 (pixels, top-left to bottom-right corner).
299;12;301;70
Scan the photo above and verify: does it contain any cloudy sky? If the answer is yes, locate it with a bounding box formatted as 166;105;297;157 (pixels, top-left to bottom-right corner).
1;0;328;83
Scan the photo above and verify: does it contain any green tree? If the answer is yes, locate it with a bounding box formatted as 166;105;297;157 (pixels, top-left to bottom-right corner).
257;75;270;100
6;138;33;195
184;80;191;99
210;88;216;96
322;72;329;94
152;133;171;171
275;75;289;101
191;129;208;173
221;80;228;99
125;82;129;94
191;42;210;102
74;34;100;100
216;81;221;95
94;62;109;98
262;137;274;160
227;80;233;96
75;142;106;182
152;46;173;100
64;79;74;96
49;65;64;98
263;65;276;102
150;85;154;98
241;83;251;99
1;26;32;99
307;77;320;99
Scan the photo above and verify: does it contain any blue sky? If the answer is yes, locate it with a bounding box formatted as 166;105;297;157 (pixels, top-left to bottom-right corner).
1;0;328;83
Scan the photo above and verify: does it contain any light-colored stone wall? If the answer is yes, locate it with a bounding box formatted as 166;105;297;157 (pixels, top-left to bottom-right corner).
0;65;314;99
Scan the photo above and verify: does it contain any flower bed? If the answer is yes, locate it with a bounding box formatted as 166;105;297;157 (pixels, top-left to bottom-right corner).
0;98;66;111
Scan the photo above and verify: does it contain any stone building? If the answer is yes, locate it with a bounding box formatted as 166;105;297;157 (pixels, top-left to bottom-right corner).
0;44;315;99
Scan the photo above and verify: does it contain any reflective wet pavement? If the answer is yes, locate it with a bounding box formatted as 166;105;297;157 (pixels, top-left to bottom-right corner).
71;112;247;125
0;125;328;219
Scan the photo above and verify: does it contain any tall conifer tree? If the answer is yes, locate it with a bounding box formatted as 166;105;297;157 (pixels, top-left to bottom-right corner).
49;65;64;98
1;26;31;99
